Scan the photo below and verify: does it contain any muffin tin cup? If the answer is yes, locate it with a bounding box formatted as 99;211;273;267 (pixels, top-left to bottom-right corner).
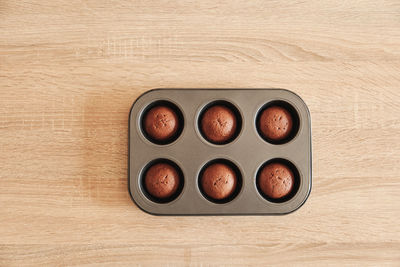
129;88;312;215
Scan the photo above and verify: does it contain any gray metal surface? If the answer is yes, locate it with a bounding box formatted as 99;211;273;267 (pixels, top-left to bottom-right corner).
129;88;312;215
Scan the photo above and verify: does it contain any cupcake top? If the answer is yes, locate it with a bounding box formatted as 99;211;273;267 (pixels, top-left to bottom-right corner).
144;105;179;141
144;163;180;199
201;105;237;144
258;162;294;199
258;106;293;142
201;163;237;200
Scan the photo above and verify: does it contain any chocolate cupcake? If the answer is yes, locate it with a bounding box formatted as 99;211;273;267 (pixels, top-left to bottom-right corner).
144;105;179;142
200;105;237;144
258;162;294;199
258;106;293;142
144;163;180;199
200;163;237;200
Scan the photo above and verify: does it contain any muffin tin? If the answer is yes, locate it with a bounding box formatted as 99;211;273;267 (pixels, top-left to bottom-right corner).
128;88;312;215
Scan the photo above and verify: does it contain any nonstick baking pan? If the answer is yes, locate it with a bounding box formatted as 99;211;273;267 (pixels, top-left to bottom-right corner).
128;88;312;215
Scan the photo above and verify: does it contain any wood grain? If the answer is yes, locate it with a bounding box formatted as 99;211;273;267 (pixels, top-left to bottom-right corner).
1;0;400;266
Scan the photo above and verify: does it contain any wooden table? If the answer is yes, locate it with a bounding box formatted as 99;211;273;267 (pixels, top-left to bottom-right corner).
1;1;399;266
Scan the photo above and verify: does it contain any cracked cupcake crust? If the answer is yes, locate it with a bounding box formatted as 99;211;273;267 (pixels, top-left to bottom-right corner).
144;163;180;199
258;106;293;141
144;105;179;141
201;163;237;200
258;163;294;199
201;105;237;143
